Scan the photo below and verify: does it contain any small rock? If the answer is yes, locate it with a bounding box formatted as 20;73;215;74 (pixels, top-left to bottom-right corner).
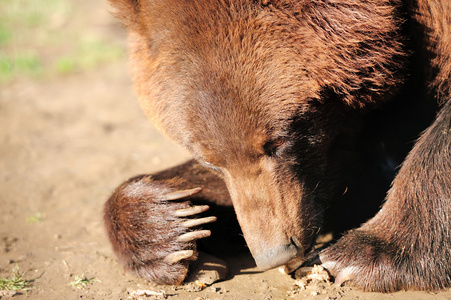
209;286;221;293
0;290;17;297
185;251;228;286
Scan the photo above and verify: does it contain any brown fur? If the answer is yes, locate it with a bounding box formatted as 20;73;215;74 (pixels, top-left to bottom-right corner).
321;99;451;291
104;175;194;284
321;0;451;292
104;161;235;284
409;0;451;102
105;0;451;291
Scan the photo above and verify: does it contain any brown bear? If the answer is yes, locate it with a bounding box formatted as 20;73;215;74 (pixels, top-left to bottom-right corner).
104;0;451;292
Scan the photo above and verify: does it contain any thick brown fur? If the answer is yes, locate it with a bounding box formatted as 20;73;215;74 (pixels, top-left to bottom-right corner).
104;175;195;285
104;161;237;284
320;0;451;292
105;0;451;292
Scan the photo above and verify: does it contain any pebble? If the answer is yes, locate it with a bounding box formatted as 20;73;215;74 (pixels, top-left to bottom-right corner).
185;251;229;286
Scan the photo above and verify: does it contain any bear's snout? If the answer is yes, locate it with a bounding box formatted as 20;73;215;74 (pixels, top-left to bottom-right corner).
253;238;302;270
222;167;313;271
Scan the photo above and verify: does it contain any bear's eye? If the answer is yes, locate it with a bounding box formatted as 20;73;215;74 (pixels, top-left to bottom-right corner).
264;137;286;156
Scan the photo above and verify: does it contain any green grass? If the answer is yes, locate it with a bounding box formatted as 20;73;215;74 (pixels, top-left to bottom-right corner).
0;24;11;46
26;213;43;224
0;266;33;292
56;36;124;75
70;274;101;289
0;0;125;83
0;52;43;82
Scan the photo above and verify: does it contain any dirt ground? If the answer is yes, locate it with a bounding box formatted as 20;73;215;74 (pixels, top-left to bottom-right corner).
1;1;451;299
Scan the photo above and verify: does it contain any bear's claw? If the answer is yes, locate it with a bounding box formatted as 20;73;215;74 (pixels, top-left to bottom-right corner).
177;230;212;242
332;266;356;287
104;178;219;285
283;249;321;274
162;187;203;201
173;205;210;217
181;216;217;228
164;250;195;264
321;260;356;286
282;256;306;274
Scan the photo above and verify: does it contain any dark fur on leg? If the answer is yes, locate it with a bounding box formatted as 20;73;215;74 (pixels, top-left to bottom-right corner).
320;99;451;292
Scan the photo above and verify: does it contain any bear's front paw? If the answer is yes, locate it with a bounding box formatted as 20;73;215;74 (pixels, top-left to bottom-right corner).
104;176;216;285
319;230;407;292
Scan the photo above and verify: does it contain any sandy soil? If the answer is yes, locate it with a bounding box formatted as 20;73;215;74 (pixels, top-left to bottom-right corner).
1;1;451;299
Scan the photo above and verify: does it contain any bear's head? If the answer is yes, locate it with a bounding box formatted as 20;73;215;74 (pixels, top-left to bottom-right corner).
110;0;405;270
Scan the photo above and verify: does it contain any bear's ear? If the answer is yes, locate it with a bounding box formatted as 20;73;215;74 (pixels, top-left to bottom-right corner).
108;0;143;31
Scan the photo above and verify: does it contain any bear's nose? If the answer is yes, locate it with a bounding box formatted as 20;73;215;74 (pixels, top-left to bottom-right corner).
253;238;301;270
